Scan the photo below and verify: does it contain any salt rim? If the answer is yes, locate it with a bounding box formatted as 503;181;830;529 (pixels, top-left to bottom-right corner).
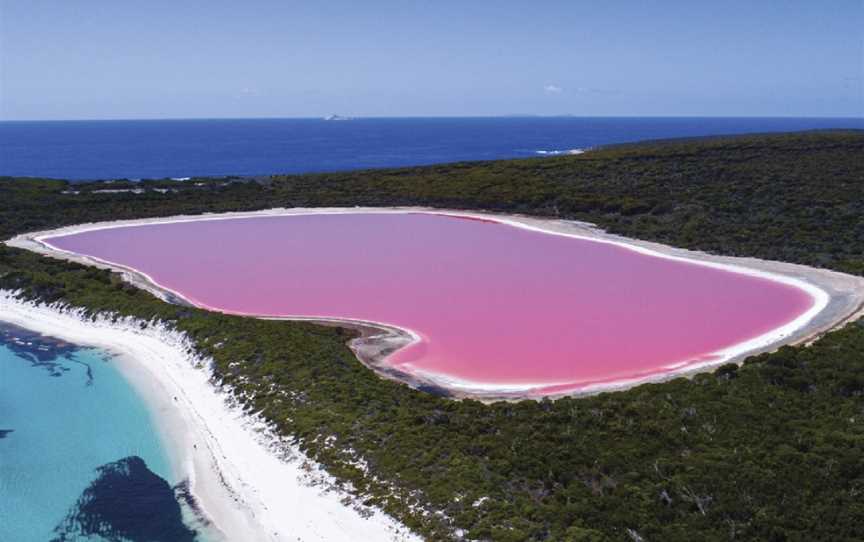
27;207;831;396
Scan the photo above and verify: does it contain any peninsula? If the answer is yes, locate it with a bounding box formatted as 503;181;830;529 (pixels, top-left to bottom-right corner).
2;131;864;540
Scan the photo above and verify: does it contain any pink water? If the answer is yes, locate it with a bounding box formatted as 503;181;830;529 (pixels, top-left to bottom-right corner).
45;213;813;393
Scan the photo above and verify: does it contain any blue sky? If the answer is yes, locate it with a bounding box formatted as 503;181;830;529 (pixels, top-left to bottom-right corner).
1;0;861;120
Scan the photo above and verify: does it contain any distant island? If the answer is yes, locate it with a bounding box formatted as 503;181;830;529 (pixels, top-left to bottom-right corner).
323;114;354;121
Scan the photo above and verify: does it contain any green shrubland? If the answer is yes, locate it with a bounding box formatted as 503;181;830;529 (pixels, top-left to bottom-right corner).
1;130;863;540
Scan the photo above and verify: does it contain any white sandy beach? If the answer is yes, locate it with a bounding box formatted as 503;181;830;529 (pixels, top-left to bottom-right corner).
0;291;419;542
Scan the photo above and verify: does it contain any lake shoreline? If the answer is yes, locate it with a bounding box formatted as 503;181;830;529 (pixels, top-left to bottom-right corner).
0;291;419;542
7;207;864;401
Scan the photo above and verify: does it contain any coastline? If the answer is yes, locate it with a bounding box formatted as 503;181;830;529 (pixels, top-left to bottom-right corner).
9;206;864;400
0;291;419;542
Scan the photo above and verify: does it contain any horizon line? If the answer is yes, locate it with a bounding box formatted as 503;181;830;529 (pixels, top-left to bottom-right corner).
1;114;862;123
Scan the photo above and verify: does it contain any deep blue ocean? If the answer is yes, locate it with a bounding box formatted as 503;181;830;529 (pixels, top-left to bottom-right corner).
1;116;861;181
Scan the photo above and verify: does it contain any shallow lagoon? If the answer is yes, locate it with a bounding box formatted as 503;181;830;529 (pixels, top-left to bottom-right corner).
45;212;814;394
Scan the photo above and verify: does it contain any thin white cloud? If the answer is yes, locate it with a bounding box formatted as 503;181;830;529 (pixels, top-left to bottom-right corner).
236;87;260;98
543;84;563;94
574;86;622;96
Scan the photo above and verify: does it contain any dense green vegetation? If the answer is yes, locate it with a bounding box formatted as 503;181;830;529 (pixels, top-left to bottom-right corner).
2;131;863;541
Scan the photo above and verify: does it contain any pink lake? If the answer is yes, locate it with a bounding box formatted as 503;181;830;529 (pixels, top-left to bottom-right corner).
44;213;814;394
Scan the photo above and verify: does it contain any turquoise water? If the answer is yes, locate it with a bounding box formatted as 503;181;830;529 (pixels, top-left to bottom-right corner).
0;323;202;541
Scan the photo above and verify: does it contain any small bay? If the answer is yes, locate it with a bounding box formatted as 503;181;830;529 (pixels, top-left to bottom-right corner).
0;323;203;541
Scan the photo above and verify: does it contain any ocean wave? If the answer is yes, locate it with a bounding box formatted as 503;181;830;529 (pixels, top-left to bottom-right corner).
534;148;585;156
